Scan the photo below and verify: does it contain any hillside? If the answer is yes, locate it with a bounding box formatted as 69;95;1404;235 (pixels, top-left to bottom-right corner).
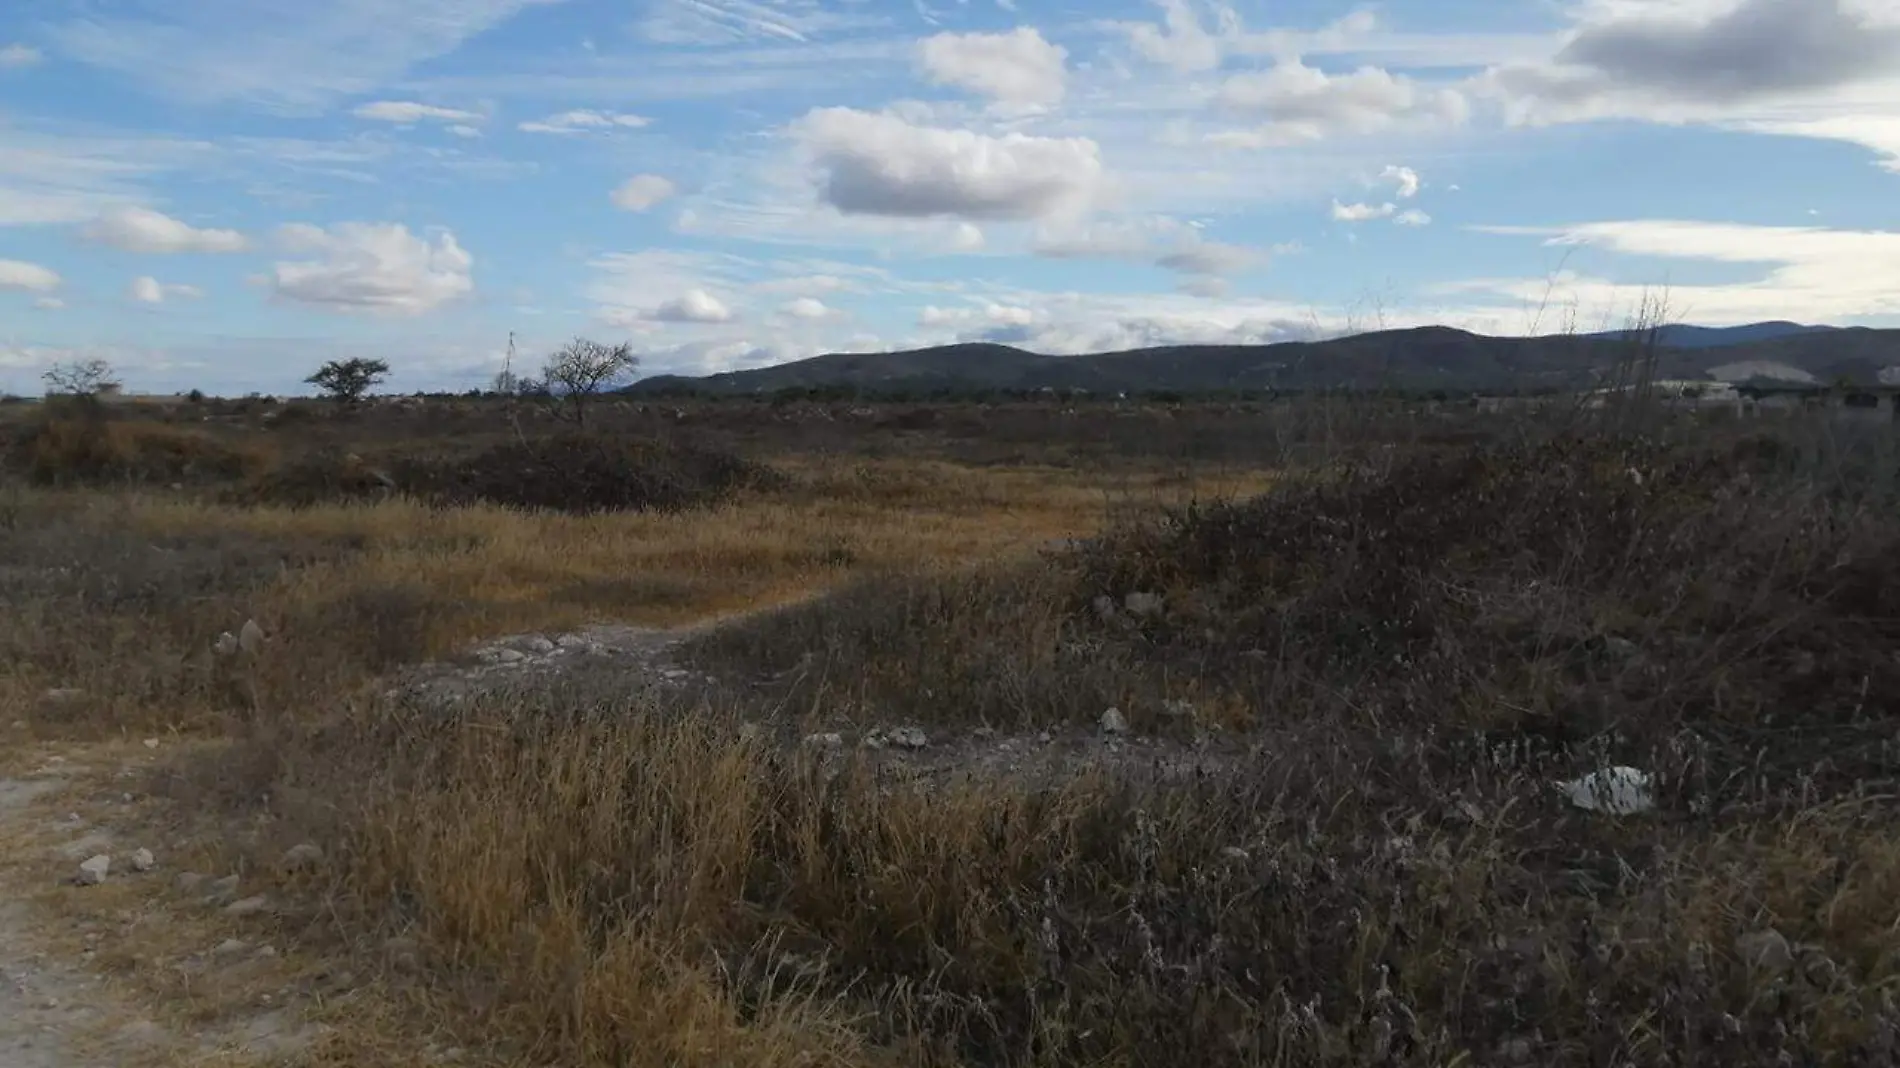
628;324;1900;396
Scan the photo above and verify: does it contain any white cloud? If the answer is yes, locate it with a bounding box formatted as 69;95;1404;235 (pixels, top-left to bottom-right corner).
1156;239;1255;275
0;43;42;69
637;0;885;45
1033;215;1261;274
128;275;206;304
917;26;1068;108
1217;59;1469;142
651;289;735;323
1118;0;1227;73
81;206;249;253
611;174;678;212
1380;164;1420;198
33;296;64;310
268;222;473;315
447;124;483;139
1331;200;1395;222
1394;209;1432;227
792;107;1102;221
946;221;986;252
0;260;61;292
1481;0;1900;168
1450;218;1900;323
517;109;652;134
781;296;831;319
352;100;482;124
48;1;560;113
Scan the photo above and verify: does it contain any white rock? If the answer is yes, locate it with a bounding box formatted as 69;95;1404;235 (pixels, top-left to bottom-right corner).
1556;766;1655;815
213;938;249;957
888;726;929;750
524;637;556;654
1099;707;1129;735
77;855;111;885
281;843;325;871
1122;591;1164;619
224;895;270;916
142;738;159;750
238;618;266;654
1160;699;1197;720
803;732;844;750
213;631;239;657
40;687;84;704
130;848;156;872
492;648;525;663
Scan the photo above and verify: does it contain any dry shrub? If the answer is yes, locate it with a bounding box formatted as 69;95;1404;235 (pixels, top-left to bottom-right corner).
6;414;272;487
243;433;785;515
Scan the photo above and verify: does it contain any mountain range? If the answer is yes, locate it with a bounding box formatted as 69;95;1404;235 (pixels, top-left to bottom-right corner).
628;321;1900;397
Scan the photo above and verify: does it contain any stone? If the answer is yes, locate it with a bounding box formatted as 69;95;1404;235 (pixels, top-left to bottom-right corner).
803;732;844;750
39;687;84;705
205;874;241;902
524;637;556;654
281;843;324;872
213;631;239;657
212;938;249;957
130;848;156;872
1091;594;1119;621
1555;766;1654;815
174;872;208;894
492;648;525;663
142;738;159;750
1099;707;1129;735
77;854;111;885
888;726;929;750
224;895;270;917
1160;699;1197;720
238;619;266;654
1122;591;1164;618
1736;929;1796;976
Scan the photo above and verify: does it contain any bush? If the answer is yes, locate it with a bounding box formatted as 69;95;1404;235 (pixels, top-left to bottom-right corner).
6;416;272;487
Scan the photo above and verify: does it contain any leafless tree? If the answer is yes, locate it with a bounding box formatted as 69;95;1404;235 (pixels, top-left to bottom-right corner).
542;337;638;428
42;359;119;397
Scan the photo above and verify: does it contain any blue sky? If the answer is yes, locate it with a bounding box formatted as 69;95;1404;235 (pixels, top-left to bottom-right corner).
1;0;1898;395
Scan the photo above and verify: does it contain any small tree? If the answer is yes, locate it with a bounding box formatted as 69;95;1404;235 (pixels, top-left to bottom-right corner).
306;357;390;404
42;359;119;397
542;337;638;428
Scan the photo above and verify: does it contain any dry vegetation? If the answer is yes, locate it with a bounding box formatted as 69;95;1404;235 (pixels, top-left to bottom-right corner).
3;386;1898;1067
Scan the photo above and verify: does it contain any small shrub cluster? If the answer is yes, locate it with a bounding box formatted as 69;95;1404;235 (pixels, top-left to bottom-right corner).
5;415;272;487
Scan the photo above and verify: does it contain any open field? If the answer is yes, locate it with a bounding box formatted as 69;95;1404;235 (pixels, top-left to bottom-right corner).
2;392;1899;1066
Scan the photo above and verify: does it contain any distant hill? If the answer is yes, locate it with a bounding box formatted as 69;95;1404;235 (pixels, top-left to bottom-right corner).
627;323;1900;397
1580;321;1840;349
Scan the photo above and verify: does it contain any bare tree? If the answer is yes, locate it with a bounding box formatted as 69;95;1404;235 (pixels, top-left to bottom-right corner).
42;359;119;397
542;337;638;428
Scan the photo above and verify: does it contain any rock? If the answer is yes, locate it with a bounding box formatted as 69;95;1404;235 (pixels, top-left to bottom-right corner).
1160;699;1196;720
1122;591;1164;619
212;938;249;957
1555;766;1654;815
213;631;239;657
1736;929;1796;976
238;619;266;654
1602;636;1639;661
281;843;324;872
860;730;887;751
224;895;270;917
40;687;84;705
555;634;591;649
175;872;208;894
142;738;160;750
1220;846;1251;863
803;732;844;750
205;874;241;902
492;648;525;663
1497;1037;1535;1064
888;726;929;750
77;854;111;885
1099;707;1129;735
973;726;997;739
384;936;422;972
1091;594;1119;621
524;637;556;654
130;848;156;872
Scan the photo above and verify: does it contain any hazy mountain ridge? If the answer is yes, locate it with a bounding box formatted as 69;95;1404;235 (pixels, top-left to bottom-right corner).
627;323;1900;396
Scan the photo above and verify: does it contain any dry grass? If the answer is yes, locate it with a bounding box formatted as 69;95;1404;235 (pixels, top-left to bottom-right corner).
4;400;1898;1066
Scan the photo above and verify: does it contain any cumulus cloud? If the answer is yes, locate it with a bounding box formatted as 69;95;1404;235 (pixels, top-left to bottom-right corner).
0;260;61;292
1331;200;1395;222
351;100;483;124
1481;0;1900;169
611;174;678;211
1394;209;1432;227
792;107;1102;221
1216;59;1468;142
1119;0;1227;73
1380;164;1420;198
651;288;734;323
268;222;473;315
917;26;1068;108
80;206;249;254
781;296;831;319
128;275;205;304
517;109;652;134
0;43;42;69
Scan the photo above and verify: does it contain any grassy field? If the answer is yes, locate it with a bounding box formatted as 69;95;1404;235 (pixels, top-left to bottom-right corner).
3;391;1899;1066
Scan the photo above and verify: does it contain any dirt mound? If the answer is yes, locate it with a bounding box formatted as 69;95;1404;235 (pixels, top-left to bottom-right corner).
242;434;784;514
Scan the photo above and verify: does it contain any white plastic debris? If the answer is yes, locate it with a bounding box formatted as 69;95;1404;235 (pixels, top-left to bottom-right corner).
1556;766;1655;815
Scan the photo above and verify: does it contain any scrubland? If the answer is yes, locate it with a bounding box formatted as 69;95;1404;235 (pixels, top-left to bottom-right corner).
2;387;1897;1067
